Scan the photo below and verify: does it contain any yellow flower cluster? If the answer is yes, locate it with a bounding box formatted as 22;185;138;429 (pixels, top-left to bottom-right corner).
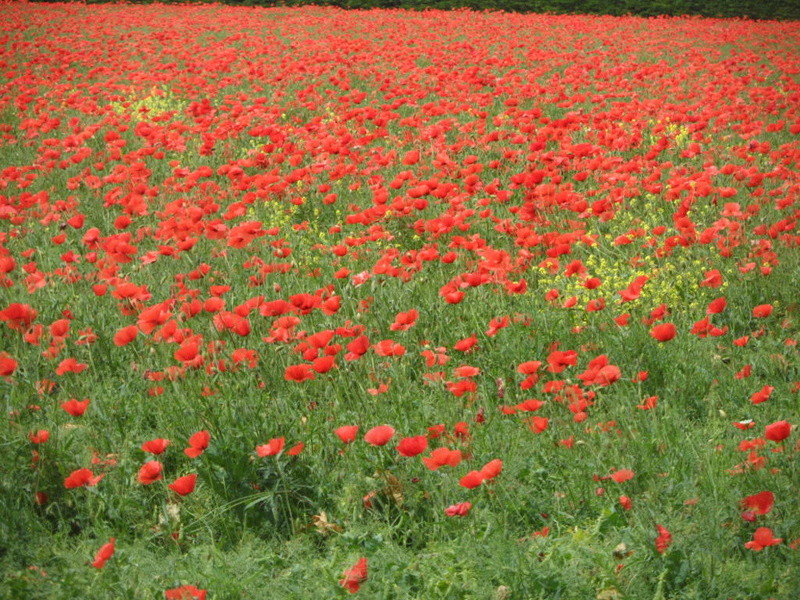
535;192;729;312
645;118;691;149
109;86;186;122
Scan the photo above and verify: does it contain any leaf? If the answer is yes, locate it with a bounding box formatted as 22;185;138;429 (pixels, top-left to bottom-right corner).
597;588;622;600
312;511;343;535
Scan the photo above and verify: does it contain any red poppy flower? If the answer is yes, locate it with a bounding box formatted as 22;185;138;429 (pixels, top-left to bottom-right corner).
459;470;484;489
745;527;782;551
454;365;480;378
764;420;791;442
174;340;202;366
577;355;621;387
287;442;304;456
28;429;50;444
515;399;546;412
389;309;418;331
637;396;658;410
284;364;315;382
752;304;773;318
335;425;359;444
517;360;542;375
91;538;115;569
741;491;774;515
0;353;17;377
445;501;472;517
453;335;477;352
138;461;163;485
164;585;207;600
364;425;395;446
141;438;170;454
168;474;197;496
61;398;90;417
185;430;210;458
750;385;774;405
614;313;631;326
256;437;285;457
700;270;723;288
311;355;335;373
706;297;727;314
113;325;138;347
650;322;676;342
547;349;578;373
396;435;428;457
655;524;672;554
0;302;38;331
421;447;462;470
479;459;503;480
619;496;633;510
55;357;88;375
339;557;368;594
528;416;549;433
402;149;420;165
610;469;635;483
64;468;103;489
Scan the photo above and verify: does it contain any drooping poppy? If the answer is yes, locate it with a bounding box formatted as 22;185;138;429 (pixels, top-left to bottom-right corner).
445;502;472;517
339;557;368;594
91;538;116;569
654;524;672;554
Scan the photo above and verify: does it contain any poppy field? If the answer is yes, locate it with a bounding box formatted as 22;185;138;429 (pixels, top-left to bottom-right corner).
2;4;800;598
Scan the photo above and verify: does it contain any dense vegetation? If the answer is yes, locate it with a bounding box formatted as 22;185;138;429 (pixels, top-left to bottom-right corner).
2;3;800;599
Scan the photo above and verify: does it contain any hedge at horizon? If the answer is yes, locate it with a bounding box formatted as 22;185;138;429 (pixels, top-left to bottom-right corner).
26;0;800;21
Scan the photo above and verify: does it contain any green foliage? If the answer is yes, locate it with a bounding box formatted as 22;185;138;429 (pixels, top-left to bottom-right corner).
2;4;800;599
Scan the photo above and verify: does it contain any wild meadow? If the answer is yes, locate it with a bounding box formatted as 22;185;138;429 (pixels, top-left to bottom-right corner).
1;4;799;598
